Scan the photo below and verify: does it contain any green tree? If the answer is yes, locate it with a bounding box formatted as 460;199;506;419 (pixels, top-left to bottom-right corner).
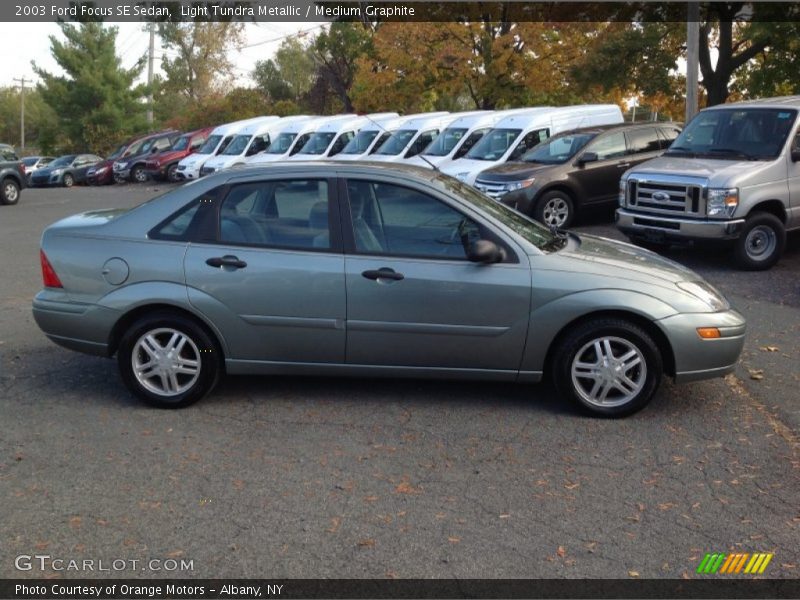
33;22;147;154
253;37;315;105
0;86;59;153
158;22;244;102
312;22;374;112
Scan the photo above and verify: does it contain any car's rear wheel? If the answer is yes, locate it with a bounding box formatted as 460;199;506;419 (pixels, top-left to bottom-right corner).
551;317;662;417
534;190;575;229
131;165;147;183
1;178;20;205
118;312;222;408
734;212;785;271
166;164;180;183
62;173;74;187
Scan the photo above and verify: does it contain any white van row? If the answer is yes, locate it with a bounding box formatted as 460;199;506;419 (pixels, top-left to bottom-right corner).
175;105;624;187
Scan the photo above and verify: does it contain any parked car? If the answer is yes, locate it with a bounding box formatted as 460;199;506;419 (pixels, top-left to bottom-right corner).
0;144;26;205
29;154;103;187
244;117;336;165
144;127;215;182
475;122;682;228
113;130;180;183
288;113;397;161
618;96;800;270
440;105;624;185
87;137;142;185
33;163;745;417
335;113;444;162
21;156;55;184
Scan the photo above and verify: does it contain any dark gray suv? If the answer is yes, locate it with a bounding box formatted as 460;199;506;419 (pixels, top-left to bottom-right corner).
0;144;26;205
474;122;681;228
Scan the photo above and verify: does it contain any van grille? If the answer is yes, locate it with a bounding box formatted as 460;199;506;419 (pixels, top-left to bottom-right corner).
628;179;704;216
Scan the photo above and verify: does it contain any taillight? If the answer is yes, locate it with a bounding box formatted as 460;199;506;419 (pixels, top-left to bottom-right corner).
40;250;63;288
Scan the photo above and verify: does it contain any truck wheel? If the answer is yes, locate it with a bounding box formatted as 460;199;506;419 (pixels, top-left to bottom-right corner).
734;212;785;271
551;317;662;417
1;177;20;205
534;191;574;229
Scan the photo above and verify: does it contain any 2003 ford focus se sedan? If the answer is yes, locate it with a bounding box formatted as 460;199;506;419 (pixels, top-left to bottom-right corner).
33;163;745;416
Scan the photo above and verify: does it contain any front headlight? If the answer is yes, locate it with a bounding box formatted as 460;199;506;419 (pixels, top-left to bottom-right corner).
505;178;535;192
115;161;128;170
677;281;730;311
50;168;64;176
707;188;738;218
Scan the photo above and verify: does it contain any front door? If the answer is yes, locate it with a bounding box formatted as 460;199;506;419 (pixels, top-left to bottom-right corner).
572;130;631;205
341;178;531;372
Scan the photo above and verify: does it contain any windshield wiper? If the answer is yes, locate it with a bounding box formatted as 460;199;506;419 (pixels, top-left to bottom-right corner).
541;224;569;252
664;145;697;157
706;148;756;160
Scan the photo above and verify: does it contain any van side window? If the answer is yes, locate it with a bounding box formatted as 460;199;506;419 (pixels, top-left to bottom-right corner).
454;129;488;159
510;128;549;160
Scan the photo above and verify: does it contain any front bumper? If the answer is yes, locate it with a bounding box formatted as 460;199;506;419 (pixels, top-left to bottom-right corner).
616;208;745;243
113;168;131;180
87;167;112;185
32;292;118;357
657;308;746;383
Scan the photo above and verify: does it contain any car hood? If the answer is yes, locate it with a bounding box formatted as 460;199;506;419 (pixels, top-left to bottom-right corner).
555;233;698;285
626;155;779;187
476;161;556;182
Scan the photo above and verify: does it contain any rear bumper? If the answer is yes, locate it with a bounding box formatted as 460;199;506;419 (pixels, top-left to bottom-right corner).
32;292;118;357
616;209;745;242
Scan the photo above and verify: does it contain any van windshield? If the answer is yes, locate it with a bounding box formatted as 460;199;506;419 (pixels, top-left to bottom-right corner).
521;132;595;164
375;129;417;155
341;130;379;154
266;132;297;154
666;107;796;160
298;132;336;155
223;135;251;155
466;128;522;160
198;135;222;154
423;128;468;156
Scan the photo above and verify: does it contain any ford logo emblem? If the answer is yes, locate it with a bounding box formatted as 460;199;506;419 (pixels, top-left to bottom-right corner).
652;191;670;201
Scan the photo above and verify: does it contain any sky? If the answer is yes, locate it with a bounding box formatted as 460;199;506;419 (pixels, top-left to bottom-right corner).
0;21;325;90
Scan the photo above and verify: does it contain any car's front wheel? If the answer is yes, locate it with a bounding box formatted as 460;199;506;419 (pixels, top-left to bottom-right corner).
534;190;575;229
118;312;222;408
62;173;74;187
166;164;180;183
1;177;20;205
131;165;147;183
551;317;662;417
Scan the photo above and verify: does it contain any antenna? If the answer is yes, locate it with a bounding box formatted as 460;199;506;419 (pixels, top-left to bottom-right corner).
359;114;441;172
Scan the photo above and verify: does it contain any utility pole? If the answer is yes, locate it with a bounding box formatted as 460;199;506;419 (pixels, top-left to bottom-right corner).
13;77;28;151
147;21;155;126
686;2;700;123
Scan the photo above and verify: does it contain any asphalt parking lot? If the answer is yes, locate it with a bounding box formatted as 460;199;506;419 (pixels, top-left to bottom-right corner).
1;184;798;579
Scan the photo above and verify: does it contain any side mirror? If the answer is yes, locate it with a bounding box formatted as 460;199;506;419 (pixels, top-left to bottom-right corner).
467;239;504;264
791;148;800;162
150;147;159;154
577;151;598;166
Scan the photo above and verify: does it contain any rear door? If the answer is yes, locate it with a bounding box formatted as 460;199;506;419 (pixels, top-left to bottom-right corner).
341;177;531;373
183;176;346;364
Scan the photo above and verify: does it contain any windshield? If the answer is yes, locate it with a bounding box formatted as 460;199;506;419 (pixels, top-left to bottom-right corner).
198;134;222;154
124;139;146;157
171;135;190;152
223;134;251;156
466;128;522;160
376;129;417;155
266;132;297;154
438;175;563;252
521;132;595;164
423;128;468;156
299;132;336;155
50;156;75;167
341;130;379;154
667;107;796;160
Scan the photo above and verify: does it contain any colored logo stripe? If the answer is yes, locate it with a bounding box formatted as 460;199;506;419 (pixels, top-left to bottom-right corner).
697;553;774;575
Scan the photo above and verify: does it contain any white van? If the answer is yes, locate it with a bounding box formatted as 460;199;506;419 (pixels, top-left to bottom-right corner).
368;113;496;163
200;116;312;174
287;113;397;161
407;109;538;170
246;116;356;164
335;112;449;161
177;116;280;180
440;105;623;185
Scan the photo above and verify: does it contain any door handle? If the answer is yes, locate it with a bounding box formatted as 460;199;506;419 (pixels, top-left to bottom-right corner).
362;268;404;281
206;255;247;269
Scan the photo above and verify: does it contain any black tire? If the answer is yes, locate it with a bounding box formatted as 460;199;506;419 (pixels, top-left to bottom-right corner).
166;163;179;183
1;177;20;205
534;190;575;229
62;173;74;188
131;165;147;183
117;311;222;408
551;317;662;417
733;212;785;271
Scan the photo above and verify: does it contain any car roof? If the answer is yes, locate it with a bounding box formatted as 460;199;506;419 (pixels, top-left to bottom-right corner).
548;121;682;137
708;95;800;109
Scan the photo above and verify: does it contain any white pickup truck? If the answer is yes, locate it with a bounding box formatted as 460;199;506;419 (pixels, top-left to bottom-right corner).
617;96;800;270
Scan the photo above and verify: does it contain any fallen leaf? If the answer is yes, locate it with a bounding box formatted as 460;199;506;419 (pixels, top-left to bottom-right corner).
564;482;580;490
357;539;375;547
364;495;379;503
448;536;461;544
749;369;764;381
628;570;640;578
326;517;341;534
499;514;510;519
557;546;567;558
394;479;422;495
759;346;779;352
